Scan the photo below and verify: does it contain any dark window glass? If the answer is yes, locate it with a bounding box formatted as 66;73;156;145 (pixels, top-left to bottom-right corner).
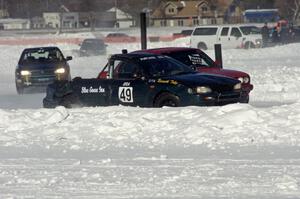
164;50;215;68
231;28;242;37
193;28;218;36
221;27;229;36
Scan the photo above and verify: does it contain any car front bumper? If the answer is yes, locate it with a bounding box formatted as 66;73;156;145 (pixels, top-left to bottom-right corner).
185;91;242;106
16;74;70;88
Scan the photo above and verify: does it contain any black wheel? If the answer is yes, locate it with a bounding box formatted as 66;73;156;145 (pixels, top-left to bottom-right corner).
240;96;249;103
16;84;24;95
197;42;207;50
154;93;180;107
244;42;255;49
60;94;81;108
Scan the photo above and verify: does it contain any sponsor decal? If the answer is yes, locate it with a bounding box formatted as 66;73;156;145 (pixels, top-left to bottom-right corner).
157;79;178;85
123;82;131;86
140;56;156;61
81;86;105;94
188;54;203;65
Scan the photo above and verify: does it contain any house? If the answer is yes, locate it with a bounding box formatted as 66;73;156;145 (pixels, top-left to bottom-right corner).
79;12;116;28
43;12;79;29
151;0;243;27
31;16;45;29
0;18;30;30
0;8;9;18
107;7;135;28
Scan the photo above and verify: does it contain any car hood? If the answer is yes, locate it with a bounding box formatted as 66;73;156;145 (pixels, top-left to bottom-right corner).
198;67;249;78
18;62;66;70
162;72;240;88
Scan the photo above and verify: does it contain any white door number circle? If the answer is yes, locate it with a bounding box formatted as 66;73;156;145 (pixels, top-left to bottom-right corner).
118;87;133;103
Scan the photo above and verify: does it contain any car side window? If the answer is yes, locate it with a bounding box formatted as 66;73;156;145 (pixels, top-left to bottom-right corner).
231;28;242;37
221;27;229;36
193;28;218;35
113;60;140;79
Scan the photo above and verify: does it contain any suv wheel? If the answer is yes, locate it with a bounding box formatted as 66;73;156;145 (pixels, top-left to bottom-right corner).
197;42;207;50
16;84;24;95
244;42;255;49
154;93;180;107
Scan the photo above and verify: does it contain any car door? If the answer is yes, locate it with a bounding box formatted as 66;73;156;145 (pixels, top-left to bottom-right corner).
218;27;230;49
71;78;112;106
228;27;244;48
108;58;150;107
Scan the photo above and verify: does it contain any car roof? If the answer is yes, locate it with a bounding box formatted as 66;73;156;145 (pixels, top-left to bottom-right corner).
111;53;167;61
22;46;60;51
133;47;200;54
83;38;103;41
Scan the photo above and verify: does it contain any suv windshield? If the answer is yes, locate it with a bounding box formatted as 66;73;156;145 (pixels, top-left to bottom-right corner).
164;50;215;68
141;56;194;78
240;26;261;35
19;48;64;64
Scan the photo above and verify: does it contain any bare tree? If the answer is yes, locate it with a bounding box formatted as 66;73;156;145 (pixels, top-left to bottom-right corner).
275;0;300;22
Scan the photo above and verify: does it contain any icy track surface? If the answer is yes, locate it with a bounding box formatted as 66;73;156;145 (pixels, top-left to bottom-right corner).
0;34;300;198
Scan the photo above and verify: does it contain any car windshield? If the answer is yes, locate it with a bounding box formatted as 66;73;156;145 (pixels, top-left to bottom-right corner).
19;48;64;64
141;56;195;78
81;40;105;50
240;26;261;35
164;50;216;68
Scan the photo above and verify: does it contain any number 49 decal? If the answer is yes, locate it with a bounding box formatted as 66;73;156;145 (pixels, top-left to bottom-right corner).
118;87;133;103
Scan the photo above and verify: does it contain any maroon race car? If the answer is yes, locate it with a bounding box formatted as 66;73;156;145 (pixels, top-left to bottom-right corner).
132;47;253;103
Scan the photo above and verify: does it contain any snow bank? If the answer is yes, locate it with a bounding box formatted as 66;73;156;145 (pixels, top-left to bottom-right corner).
0;34;300;198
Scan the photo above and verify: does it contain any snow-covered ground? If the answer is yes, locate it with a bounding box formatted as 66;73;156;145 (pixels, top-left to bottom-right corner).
0;33;300;198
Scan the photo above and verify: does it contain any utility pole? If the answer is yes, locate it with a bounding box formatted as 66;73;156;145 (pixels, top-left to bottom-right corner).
115;0;118;28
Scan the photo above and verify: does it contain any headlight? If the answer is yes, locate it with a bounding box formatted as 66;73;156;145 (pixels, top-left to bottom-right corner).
196;86;212;94
238;77;244;83
238;77;250;84
20;70;31;76
255;39;262;45
234;83;242;90
243;77;250;84
55;68;65;74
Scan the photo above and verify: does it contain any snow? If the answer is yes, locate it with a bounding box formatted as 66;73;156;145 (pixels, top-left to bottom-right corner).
0;32;300;198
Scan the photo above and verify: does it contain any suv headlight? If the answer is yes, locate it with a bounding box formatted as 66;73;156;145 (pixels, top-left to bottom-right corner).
55;68;65;74
21;70;31;76
255;39;262;45
196;86;212;94
234;83;242;90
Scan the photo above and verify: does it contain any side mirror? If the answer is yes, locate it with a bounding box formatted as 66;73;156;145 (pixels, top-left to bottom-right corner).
66;56;73;61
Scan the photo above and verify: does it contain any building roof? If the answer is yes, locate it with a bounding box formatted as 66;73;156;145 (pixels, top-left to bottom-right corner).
0;18;30;24
151;0;234;18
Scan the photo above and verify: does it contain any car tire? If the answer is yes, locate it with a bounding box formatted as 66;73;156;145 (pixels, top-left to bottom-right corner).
154;93;180;107
60;93;81;108
16;84;24;95
197;42;207;50
244;42;255;49
240;96;249;103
